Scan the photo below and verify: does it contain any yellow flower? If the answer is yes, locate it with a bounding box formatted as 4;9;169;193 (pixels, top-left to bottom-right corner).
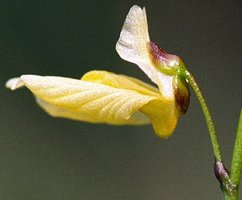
6;5;189;138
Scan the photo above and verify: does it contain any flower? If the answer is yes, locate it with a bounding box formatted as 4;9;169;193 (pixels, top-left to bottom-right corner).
5;5;189;138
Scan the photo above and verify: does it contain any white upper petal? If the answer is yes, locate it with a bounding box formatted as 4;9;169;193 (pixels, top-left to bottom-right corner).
116;5;174;98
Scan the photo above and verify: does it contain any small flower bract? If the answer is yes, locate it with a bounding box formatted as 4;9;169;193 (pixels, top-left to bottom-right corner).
6;5;190;138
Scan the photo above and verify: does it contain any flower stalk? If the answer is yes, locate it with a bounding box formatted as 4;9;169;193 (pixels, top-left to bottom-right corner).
184;69;242;199
183;69;222;161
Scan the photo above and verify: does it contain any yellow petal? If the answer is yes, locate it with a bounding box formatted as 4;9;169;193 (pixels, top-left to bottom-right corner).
116;5;174;98
141;99;178;138
81;70;160;96
6;74;178;138
35;97;150;125
82;70;178;137
6;75;156;125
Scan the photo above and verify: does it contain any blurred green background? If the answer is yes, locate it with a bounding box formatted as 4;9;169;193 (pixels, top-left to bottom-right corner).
0;1;241;199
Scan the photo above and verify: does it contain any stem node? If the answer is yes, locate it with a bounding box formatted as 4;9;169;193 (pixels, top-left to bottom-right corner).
214;159;237;196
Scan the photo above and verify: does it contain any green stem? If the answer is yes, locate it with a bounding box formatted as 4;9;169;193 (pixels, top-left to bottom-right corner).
228;109;242;199
184;70;222;161
180;68;241;199
183;69;242;199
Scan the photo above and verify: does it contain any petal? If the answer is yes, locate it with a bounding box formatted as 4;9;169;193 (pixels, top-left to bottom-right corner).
141;99;178;138
81;70;160;96
6;74;178;137
6;77;25;90
82;71;178;137
116;5;173;98
116;5;150;64
6;75;156;125
36;97;150;125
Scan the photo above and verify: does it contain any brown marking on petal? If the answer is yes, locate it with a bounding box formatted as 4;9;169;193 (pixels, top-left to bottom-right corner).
173;76;190;115
147;42;180;69
147;42;169;65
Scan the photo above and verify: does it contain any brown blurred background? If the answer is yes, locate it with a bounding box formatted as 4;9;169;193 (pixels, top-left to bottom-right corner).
0;1;241;199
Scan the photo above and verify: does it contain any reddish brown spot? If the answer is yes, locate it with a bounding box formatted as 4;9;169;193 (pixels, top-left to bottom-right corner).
147;42;180;70
147;42;170;65
173;76;190;115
